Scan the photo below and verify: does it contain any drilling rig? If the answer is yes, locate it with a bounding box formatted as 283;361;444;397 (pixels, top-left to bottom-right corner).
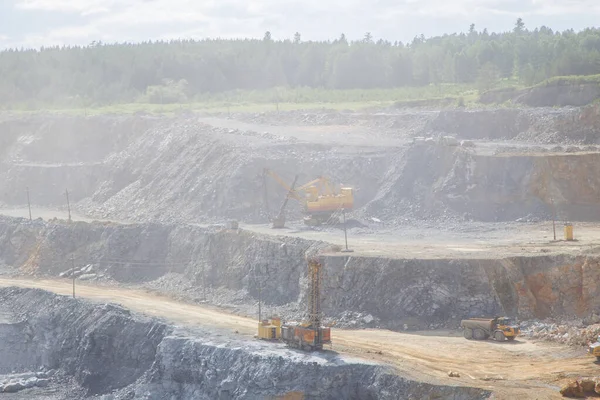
280;256;331;351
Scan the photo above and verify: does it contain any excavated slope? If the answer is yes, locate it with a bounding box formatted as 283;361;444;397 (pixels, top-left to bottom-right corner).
1;216;599;328
0;287;490;399
366;144;600;223
2;111;600;225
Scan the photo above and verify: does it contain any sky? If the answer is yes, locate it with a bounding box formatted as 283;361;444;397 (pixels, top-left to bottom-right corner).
0;0;599;49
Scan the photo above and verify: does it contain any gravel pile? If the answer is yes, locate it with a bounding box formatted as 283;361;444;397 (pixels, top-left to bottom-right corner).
521;318;600;346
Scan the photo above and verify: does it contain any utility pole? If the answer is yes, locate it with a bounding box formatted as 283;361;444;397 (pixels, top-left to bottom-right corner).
71;256;76;298
202;260;207;301
258;280;262;322
551;197;557;241
341;208;353;253
65;189;72;222
26;187;32;221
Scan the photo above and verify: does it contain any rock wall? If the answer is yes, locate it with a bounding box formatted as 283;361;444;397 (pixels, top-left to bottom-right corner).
0;318;38;375
428;109;529;140
4;216;600;328
365;144;600;223
324;256;501;329
496;255;600;319
479;82;600;107
121;335;488;400
0;287;491;399
0;217;503;329
0;116;156;206
2;112;600;225
0;287;168;395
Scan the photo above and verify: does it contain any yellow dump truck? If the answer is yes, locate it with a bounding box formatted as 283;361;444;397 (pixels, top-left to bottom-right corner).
588;336;600;361
461;317;520;341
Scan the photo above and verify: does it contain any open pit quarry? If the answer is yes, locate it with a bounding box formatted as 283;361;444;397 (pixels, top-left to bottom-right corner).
2;107;600;398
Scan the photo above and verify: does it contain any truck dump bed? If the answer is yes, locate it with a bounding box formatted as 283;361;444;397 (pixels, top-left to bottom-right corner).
461;319;493;331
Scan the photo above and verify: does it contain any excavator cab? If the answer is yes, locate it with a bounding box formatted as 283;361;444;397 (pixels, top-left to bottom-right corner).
304;186;319;202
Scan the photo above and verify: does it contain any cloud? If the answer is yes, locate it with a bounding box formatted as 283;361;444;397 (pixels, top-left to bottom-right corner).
530;0;600;15
15;0;120;14
6;0;600;49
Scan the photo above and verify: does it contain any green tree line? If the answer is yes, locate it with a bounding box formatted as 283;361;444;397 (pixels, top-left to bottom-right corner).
3;20;600;106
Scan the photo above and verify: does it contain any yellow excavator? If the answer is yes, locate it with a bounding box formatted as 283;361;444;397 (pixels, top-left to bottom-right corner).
263;168;354;228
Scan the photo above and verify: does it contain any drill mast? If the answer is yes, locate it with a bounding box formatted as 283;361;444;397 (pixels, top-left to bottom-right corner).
307;257;322;329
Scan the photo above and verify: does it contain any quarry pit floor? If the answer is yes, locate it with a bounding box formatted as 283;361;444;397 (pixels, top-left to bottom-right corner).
0;276;594;400
1;206;597;259
240;220;597;259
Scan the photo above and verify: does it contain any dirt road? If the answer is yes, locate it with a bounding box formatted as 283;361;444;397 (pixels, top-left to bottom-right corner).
0;277;593;399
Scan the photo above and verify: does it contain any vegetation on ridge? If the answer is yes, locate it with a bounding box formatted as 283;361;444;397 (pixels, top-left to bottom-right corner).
2;19;600;109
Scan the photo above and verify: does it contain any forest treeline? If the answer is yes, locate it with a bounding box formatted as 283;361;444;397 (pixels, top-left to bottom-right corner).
3;19;600;106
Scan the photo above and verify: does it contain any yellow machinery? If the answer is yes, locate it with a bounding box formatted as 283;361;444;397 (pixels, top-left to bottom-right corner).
588;336;600;361
461;317;520;341
257;317;282;340
263;168;354;228
564;223;574;241
281;257;331;351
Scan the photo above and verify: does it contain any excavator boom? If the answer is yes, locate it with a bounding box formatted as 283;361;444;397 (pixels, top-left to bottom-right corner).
263;169;303;201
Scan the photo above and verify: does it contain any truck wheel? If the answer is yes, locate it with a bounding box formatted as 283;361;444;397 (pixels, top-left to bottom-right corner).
463;328;473;339
473;329;486;340
506;336;515;341
596;356;600;362
494;331;506;342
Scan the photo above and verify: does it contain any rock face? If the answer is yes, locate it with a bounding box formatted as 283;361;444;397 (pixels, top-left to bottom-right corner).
4;216;600;328
0;217;502;328
366;143;600;223
0;287;168;395
0;318;38;375
480;81;600;108
2;112;600;225
0;287;491;399
125;336;488;400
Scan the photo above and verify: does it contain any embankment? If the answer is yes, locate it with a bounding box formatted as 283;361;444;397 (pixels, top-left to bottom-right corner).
366;144;600;223
1;216;599;329
0;287;490;399
3;112;600;225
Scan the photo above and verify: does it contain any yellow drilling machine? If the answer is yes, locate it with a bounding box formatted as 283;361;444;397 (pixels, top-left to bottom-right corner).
256;256;331;351
257;317;282;341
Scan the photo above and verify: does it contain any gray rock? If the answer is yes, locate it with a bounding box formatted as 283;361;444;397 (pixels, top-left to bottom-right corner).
2;381;25;393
